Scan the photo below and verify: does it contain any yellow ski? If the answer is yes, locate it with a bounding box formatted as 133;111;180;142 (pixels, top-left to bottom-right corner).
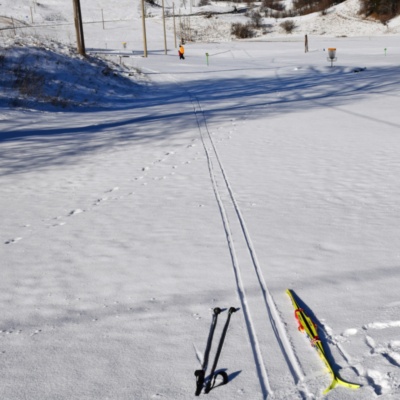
286;289;360;394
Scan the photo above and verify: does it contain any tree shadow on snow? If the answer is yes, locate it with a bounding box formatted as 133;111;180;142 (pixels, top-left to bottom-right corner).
1;64;400;175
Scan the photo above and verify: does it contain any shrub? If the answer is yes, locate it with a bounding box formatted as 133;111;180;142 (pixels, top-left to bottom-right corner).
14;66;45;97
250;10;263;28
359;0;399;23
280;20;296;33
231;23;255;38
293;0;344;16
261;0;285;11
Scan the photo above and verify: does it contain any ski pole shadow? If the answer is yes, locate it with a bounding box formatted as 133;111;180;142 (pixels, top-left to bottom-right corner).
205;368;242;392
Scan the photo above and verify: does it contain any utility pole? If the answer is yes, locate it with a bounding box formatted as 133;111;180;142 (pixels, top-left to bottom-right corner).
141;0;148;57
162;0;167;54
72;0;85;56
173;3;177;48
179;9;182;43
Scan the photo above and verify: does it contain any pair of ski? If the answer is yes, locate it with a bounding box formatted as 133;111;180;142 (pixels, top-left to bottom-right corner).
195;307;237;396
286;289;361;394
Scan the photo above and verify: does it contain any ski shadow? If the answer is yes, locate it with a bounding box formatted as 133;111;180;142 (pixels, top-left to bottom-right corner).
287;290;348;378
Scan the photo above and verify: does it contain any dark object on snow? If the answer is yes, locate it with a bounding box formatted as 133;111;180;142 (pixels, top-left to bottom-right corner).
204;307;237;394
195;307;221;396
194;307;238;395
179;44;185;60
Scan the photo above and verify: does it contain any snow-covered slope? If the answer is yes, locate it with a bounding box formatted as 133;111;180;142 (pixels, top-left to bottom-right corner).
1;1;400;400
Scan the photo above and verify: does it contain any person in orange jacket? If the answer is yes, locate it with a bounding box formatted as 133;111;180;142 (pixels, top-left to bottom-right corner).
178;44;185;60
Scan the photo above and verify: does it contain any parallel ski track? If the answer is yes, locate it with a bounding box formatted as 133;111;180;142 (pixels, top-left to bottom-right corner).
190;96;310;399
191;96;272;399
141;64;310;398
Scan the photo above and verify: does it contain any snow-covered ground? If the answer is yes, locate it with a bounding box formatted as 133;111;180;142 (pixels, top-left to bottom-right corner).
2;1;400;399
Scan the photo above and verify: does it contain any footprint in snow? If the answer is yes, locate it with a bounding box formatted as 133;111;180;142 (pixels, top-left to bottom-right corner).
364;321;400;330
389;340;400;351
365;369;391;395
342;328;358;337
5;237;22;244
365;335;376;352
69;209;84;216
107;187;119;193
94;197;108;206
53;222;66;227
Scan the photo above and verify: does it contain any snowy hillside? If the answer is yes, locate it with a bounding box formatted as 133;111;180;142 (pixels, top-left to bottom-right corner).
2;1;400;400
1;0;399;108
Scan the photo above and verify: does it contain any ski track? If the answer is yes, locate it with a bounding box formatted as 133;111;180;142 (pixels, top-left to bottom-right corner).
190;92;311;398
144;55;314;397
191;96;272;398
4;47;399;398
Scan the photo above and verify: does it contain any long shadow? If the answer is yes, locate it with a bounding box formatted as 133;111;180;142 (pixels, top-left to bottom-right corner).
1;63;400;175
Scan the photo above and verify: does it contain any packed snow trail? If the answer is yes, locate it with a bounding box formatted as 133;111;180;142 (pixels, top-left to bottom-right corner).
191;96;273;398
140;59;313;397
191;94;313;399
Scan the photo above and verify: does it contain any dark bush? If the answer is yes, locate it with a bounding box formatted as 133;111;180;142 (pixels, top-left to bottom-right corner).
231;22;255;38
261;0;285;11
293;0;343;16
280;20;296;33
359;0;399;23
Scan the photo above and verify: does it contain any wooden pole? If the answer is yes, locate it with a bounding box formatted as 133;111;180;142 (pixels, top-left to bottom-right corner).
179;9;182;43
162;0;167;54
72;0;82;54
72;0;85;56
173;3;177;48
141;0;148;57
30;7;34;24
76;0;86;55
101;9;105;30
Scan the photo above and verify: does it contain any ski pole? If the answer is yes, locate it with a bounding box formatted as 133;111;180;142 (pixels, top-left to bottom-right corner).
194;307;221;396
204;307;237;393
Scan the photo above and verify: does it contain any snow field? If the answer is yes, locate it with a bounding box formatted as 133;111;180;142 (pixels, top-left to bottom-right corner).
2;0;400;399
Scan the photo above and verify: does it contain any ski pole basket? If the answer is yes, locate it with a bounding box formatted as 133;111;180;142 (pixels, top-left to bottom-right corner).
327;48;337;67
